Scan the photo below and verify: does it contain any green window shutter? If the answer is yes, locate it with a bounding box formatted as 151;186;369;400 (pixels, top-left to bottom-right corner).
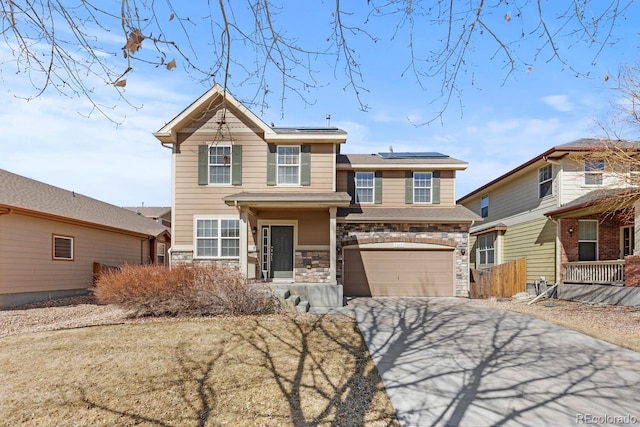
374;171;383;204
267;144;277;186
347;171;355;203
432;171;441;204
405;171;413;204
301;144;311;186
231;145;242;185
198;145;208;185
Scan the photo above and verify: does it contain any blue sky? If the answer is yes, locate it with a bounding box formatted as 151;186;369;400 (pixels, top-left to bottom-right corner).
1;1;639;207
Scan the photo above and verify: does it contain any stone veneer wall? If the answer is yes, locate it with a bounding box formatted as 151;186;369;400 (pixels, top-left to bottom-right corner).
337;222;471;297
170;250;241;269
295;250;331;283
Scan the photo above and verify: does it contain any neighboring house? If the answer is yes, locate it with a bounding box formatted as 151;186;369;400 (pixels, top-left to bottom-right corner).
124;206;172;228
154;84;479;308
0;169;170;307
458;139;640;286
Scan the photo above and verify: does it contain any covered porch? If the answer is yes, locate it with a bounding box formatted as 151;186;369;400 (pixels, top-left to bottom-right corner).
546;189;637;286
223;191;351;308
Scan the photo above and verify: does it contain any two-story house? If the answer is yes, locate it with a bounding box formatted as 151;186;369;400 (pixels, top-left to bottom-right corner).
154;85;480;308
458;139;640;287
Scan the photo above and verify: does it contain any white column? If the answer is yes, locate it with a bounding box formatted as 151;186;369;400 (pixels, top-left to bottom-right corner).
329;206;337;284
240;206;249;278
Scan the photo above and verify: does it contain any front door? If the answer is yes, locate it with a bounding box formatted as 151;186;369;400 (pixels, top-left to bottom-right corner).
270;226;294;279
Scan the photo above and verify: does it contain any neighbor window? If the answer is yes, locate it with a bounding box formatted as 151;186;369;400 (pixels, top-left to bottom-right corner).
208;145;232;184
538;164;553;198
157;242;166;265
622;226;635;258
195;218;240;258
477;233;495;266
355;172;375;204
413;172;432;204
578;220;598;261
584;160;604;186
53;235;74;260
481;195;489;218
277;146;300;185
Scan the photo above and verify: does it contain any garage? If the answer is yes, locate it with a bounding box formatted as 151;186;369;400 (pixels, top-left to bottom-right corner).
343;246;455;297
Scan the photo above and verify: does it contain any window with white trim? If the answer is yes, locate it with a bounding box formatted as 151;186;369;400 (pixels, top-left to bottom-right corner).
584;160;604;186
481;195;489;218
578;220;598;261
477;233;495;266
277;146;300;185
208;145;231;184
195;218;240;258
355;172;374;204
53;235;74;260
538;164;553;198
413;172;432;204
157;242;166;265
622;226;635;258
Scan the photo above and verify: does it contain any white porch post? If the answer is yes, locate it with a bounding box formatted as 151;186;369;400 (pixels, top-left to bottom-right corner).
240;206;249;278
329;206;337;284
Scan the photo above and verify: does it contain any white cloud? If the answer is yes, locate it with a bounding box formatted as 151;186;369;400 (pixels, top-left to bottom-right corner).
542;95;574;112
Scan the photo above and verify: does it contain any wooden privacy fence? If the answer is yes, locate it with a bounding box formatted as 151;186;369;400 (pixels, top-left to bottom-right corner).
93;262;120;284
470;258;527;299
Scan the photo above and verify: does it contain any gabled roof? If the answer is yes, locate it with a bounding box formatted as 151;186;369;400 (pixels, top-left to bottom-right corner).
337;153;468;170
153;84;347;144
0;169;169;237
457;138;640;203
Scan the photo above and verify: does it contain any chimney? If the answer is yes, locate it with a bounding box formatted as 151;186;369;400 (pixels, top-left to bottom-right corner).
326;114;331;128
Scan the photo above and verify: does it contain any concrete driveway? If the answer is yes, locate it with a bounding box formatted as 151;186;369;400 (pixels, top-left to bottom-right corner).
349;297;640;427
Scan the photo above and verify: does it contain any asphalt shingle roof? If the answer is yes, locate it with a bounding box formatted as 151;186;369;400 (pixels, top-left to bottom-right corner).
337;206;481;222
0;169;168;237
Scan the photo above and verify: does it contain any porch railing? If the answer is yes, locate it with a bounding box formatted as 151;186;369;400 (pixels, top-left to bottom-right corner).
562;260;625;285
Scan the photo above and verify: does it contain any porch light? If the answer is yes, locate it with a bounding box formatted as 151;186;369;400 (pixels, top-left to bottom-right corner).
252;226;257;234
568;227;574;235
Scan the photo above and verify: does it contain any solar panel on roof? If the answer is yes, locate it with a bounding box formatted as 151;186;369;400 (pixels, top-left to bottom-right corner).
378;152;449;159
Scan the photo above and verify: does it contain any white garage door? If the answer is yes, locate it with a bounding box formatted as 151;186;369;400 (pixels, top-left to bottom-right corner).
343;248;455;297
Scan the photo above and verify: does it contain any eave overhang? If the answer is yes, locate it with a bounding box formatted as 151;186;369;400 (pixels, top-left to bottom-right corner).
223;192;352;209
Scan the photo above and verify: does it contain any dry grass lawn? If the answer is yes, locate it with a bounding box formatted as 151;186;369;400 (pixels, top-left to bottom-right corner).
0;315;399;427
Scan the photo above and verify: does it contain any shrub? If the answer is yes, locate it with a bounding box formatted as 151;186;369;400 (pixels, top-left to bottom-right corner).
94;264;278;317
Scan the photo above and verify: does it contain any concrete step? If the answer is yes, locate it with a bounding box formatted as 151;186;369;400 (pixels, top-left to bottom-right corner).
284;294;301;312
296;300;310;313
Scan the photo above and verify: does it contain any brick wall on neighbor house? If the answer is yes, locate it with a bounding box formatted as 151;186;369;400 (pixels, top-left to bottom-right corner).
560;216;628;263
624;255;640;287
337;222;470;297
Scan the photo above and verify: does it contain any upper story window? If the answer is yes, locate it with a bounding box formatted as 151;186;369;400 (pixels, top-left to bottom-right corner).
195;218;240;258
477;233;495;266
481;195;489;218
538;164;553;198
208;145;231;184
355;172;375;204
53;235;74;261
584;159;604;186
277;146;300;185
413;172;432;204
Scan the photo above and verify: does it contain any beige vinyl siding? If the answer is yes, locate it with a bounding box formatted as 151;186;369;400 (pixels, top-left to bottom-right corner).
174;108;336;246
503;218;556;283
256;210;329;246
0;214;149;295
337;169;456;207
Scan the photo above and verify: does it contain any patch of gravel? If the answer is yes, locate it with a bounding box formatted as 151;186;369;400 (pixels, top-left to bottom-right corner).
475;295;640;352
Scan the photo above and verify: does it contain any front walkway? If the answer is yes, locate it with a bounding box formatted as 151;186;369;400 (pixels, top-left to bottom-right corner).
349;297;640;427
